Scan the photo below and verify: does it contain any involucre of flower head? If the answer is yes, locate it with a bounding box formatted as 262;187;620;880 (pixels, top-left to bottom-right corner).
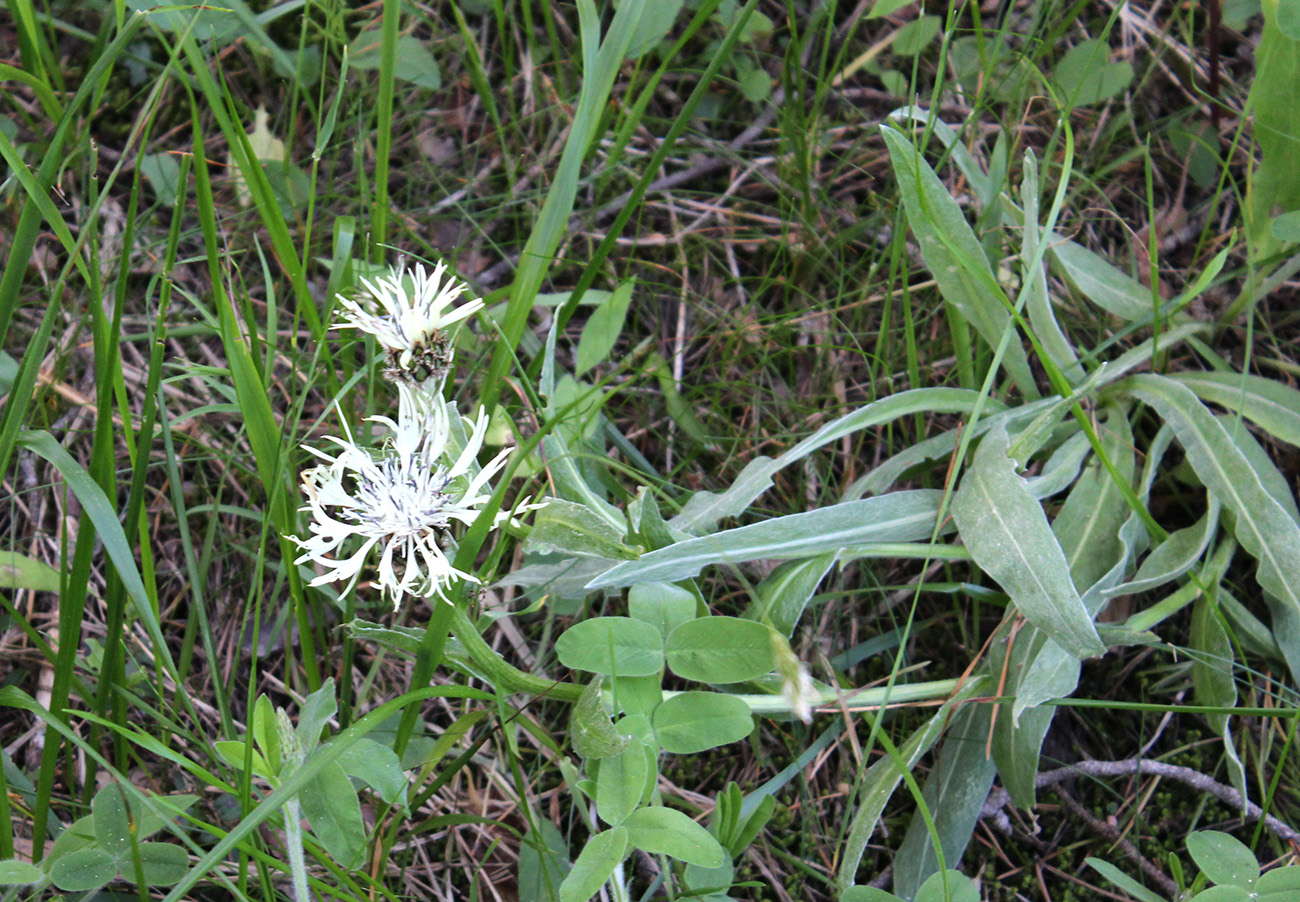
291;398;516;609
335;261;484;388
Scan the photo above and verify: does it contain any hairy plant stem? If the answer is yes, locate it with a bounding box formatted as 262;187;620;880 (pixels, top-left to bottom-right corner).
284;794;309;902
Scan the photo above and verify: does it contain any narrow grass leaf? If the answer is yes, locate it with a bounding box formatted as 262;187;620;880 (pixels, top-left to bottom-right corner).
675;387;986;533
1087;857;1171;902
1122;375;1300;669
483;0;649;408
951;425;1105;658
880;125;1037;397
16;432;180;681
592;490;943;588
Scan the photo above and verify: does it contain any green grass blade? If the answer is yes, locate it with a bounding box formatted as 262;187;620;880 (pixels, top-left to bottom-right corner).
480;0;650;410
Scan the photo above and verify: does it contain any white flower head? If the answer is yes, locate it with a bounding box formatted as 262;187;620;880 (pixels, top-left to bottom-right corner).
292;399;514;609
335;260;484;387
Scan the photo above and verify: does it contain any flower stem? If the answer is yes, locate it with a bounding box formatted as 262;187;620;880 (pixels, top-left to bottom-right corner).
448;605;960;713
284;795;310;902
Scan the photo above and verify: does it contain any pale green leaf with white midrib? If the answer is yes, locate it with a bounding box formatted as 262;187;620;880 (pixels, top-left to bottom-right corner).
1123;375;1300;633
951;425;1105;658
1170;371;1300;448
673;387;988;532
880;125;1038;397
591;490;943;588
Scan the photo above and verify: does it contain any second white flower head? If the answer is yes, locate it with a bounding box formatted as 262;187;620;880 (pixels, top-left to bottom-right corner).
335;261;484;387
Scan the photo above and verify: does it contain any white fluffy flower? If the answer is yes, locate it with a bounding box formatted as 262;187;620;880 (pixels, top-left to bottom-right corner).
292;397;513;608
335;261;484;386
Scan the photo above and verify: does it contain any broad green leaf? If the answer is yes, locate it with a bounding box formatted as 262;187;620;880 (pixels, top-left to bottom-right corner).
519;819;571;902
560;827;628;902
1109;503;1219;596
951;425;1105;658
1053;39;1133;108
1191;594;1245;802
337;738;407;806
596;740;650;827
841;889;898;902
1187;831;1259;888
745;553;837;637
892;15;940;55
653;692;754;753
617;0;684;58
683;858;734;894
571;678;627;760
296;677;338;756
348;32;441;89
1048;237;1151;320
139;151;181;206
992;623;1078;807
592;490;943;588
1259;866;1300;896
880;126;1037;397
528;498;641;561
1245;2;1300;257
253;695;281;774
1226;416;1300;523
1053;411;1135;592
215;741;273;781
1123;375;1300;671
49;847;116;892
135;843;189;886
130;794;200;843
92;786;133;866
555;617;664;677
0;859;42;884
1170;372;1300;447
834;678;988;896
674;387;989;533
1192;887;1253;902
0;550;60;591
869;0;917;15
665;617;775;683
892;703;998;900
1086;857;1168;902
628;582;697;639
575;280;634;376
299;761;366;869
623;806;726;868
47;816;97;863
915;869;980;902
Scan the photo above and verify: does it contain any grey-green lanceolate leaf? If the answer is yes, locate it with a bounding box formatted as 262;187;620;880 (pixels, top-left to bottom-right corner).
951;424;1106;658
